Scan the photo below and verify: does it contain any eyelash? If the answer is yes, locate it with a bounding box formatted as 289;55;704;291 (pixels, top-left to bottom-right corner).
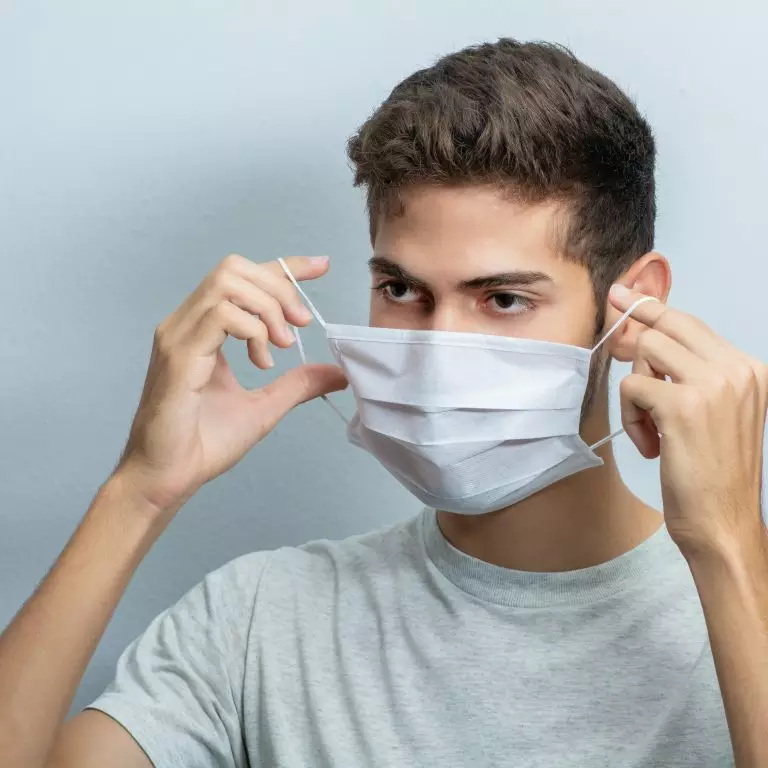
372;280;535;316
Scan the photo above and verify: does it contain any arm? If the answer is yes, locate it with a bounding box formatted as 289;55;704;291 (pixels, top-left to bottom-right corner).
0;473;163;768
51;711;154;768
686;534;768;768
0;254;345;768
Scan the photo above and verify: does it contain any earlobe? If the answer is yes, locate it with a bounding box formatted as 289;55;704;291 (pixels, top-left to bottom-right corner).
607;321;640;363
601;251;671;363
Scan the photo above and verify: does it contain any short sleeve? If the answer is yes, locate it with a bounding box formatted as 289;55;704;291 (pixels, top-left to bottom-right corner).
86;551;272;768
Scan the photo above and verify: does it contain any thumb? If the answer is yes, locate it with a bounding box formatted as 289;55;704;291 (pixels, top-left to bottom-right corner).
253;363;348;431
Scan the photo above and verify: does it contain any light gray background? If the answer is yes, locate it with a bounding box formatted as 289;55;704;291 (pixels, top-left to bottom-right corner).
1;1;766;712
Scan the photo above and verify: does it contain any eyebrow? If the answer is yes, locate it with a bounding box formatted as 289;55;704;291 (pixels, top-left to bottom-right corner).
368;256;430;289
368;256;553;291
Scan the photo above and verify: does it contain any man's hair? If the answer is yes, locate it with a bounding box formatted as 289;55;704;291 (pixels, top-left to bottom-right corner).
347;38;656;329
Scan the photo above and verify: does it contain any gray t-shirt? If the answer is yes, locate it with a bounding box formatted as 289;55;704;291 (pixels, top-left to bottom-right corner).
88;509;732;767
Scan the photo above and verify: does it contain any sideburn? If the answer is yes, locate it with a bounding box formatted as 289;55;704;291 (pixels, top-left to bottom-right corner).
579;289;612;423
580;351;611;424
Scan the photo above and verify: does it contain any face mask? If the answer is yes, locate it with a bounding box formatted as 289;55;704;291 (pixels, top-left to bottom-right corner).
278;258;657;515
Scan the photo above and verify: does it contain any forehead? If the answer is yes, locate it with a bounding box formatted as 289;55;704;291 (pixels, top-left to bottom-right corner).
372;185;568;280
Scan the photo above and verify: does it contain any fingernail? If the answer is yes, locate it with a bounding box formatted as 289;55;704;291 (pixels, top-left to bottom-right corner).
309;255;329;265
610;283;631;300
265;351;275;368
284;326;295;344
298;305;313;322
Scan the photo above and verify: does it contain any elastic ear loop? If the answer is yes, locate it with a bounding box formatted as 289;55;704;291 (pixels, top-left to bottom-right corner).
277;258;348;424
589;295;660;450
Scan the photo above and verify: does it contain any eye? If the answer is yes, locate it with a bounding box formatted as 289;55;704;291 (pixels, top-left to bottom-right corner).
375;280;421;304
487;292;533;315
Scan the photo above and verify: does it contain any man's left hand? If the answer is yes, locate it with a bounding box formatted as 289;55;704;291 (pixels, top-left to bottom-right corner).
608;283;768;559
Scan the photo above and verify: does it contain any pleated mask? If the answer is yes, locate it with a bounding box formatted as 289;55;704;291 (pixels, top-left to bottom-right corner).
278;258;657;514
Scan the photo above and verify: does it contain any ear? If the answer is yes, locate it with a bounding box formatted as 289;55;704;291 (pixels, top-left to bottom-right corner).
601;252;671;363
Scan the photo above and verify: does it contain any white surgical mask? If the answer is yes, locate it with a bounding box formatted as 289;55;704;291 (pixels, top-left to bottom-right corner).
278;258;657;515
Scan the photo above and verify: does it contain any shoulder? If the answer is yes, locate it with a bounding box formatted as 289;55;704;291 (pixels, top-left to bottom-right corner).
174;510;424;631
268;511;425;588
223;511;428;631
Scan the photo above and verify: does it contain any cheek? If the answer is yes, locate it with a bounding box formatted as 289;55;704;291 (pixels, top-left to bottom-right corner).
368;293;396;328
368;296;386;327
553;299;600;348
368;294;426;330
511;297;598;348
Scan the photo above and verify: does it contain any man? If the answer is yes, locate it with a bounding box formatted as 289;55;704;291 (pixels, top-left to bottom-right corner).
0;38;766;768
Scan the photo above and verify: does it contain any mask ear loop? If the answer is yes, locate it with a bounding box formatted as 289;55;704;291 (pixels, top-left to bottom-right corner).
588;295;660;451
277;258;327;328
277;258;348;425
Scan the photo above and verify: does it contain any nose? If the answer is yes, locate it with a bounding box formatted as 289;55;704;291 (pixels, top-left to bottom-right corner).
427;303;470;333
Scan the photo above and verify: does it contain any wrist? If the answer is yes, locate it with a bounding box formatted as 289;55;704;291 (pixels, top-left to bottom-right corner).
672;508;765;560
96;469;180;543
683;524;768;582
108;458;191;516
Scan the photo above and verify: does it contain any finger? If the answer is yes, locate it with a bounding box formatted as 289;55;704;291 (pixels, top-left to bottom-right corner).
233;261;314;327
634;328;711;384
233;255;330;327
608;284;727;361
253;363;348;432
622;352;663;458
263;255;330;283
223;275;296;348
161;254;328;346
620;373;683;454
159;263;249;345
186;300;274;369
245;332;273;370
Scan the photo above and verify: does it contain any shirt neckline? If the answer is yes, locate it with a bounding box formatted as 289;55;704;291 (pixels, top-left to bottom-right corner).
421;508;676;608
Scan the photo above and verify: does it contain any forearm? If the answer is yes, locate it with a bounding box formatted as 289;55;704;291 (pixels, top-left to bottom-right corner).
686;527;768;768
0;473;166;768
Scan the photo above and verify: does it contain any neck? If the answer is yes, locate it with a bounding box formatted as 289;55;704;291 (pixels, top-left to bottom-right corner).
436;393;662;572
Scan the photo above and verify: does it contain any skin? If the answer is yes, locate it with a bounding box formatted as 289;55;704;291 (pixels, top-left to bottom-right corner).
0;185;765;766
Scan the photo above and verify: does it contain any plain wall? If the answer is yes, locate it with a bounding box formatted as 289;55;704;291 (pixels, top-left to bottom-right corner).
1;0;766;712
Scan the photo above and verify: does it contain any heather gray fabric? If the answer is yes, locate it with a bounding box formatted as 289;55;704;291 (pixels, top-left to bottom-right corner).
88;509;732;767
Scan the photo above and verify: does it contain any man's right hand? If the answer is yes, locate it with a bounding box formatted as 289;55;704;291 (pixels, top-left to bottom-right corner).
115;253;347;518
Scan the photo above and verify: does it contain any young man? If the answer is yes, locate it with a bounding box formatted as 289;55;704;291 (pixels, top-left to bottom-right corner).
1;38;766;768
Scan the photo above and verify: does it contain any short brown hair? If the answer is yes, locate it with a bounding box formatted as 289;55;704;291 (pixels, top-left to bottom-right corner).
347;38;656;325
